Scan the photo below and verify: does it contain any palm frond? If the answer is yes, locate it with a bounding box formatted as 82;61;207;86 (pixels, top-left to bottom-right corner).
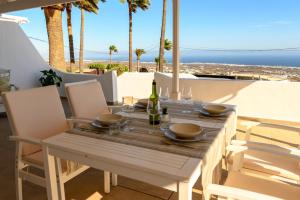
73;0;105;13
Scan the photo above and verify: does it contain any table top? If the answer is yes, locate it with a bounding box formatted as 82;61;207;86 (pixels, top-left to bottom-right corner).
43;101;237;181
43;132;202;181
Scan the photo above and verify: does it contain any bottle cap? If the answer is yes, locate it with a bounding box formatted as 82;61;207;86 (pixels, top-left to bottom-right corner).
152;80;156;85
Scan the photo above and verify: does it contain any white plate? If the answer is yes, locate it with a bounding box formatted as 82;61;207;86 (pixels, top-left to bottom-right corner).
91;121;109;129
164;129;204;142
197;108;228;117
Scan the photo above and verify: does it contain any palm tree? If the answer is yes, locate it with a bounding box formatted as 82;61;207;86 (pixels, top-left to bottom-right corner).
135;48;145;72
164;38;172;51
109;45;118;66
43;5;66;70
158;0;167;72
159;39;172;72
155;56;159;69
74;0;103;73
155;56;166;71
66;3;75;72
120;0;150;72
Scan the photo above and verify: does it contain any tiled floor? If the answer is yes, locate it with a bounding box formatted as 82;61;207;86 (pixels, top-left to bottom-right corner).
0;99;205;200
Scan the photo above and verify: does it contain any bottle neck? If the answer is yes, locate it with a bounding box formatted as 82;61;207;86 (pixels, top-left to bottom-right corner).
152;83;157;96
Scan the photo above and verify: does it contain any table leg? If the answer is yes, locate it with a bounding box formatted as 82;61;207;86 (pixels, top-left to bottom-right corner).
177;182;192;200
112;173;118;186
43;146;59;200
104;171;110;193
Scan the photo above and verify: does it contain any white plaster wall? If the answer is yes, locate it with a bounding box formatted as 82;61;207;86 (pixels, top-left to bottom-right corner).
117;72;154;102
155;73;300;122
0;20;48;89
0;21;117;103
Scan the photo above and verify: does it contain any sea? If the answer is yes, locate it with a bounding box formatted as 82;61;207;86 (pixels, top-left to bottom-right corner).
83;51;300;68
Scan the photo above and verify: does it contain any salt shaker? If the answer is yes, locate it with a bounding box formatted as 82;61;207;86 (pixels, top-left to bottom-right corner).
160;107;170;131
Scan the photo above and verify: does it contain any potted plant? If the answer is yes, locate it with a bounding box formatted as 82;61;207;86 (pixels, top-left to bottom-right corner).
39;69;62;87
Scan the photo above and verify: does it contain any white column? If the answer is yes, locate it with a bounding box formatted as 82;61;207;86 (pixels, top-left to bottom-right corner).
171;0;181;100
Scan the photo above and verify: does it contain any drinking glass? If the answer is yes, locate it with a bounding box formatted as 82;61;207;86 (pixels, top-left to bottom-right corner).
181;86;193;114
122;96;135;113
108;123;120;135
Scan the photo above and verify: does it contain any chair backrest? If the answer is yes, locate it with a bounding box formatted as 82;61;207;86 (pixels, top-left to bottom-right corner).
2;86;69;155
65;80;110;119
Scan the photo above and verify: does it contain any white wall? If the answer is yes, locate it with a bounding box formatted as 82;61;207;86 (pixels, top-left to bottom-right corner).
155;73;300;123
116;72;154;102
0;20;48;89
0;20;117;103
115;72;199;102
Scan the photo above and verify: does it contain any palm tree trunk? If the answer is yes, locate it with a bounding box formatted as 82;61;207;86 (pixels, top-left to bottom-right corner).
66;3;75;72
110;53;112;66
137;59;139;72
79;8;85;73
159;0;167;72
44;6;66;70
128;2;133;72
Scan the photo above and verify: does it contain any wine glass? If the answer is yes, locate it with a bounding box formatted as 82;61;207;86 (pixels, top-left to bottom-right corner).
181;86;193;114
159;87;170;102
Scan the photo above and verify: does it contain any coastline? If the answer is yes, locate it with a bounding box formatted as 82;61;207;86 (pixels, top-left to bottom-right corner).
60;60;300;82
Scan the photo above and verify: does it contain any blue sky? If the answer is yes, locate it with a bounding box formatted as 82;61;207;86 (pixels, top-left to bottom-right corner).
9;0;300;62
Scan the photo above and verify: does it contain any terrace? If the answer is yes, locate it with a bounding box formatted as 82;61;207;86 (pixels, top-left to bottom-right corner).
0;1;300;200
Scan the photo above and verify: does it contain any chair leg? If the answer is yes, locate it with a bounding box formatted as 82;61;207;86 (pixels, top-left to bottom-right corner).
15;142;23;200
112;173;118;186
15;170;23;200
104;171;110;193
55;158;65;200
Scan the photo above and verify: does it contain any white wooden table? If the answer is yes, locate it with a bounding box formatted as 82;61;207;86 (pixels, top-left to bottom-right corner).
42;103;237;200
43;133;202;200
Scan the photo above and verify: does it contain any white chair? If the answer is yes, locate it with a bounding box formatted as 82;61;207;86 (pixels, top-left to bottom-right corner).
2;86;110;200
65;79;118;187
206;140;300;200
235;118;300;184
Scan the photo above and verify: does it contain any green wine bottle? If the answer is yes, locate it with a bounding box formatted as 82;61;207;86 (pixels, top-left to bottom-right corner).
149;80;160;125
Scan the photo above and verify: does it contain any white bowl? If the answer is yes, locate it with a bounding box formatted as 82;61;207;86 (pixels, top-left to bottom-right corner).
169;123;203;139
202;104;227;114
96;114;123;125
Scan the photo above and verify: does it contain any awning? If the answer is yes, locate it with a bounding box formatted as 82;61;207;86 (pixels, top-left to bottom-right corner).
0;0;77;13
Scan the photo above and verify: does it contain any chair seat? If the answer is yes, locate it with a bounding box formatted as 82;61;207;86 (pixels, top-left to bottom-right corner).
23;150;68;172
243;150;300;181
225;171;300;200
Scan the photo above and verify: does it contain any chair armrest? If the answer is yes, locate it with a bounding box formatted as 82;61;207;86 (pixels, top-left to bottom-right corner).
207;184;281;200
9;136;42;145
258;123;300;133
229;140;300;159
239;118;300;133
